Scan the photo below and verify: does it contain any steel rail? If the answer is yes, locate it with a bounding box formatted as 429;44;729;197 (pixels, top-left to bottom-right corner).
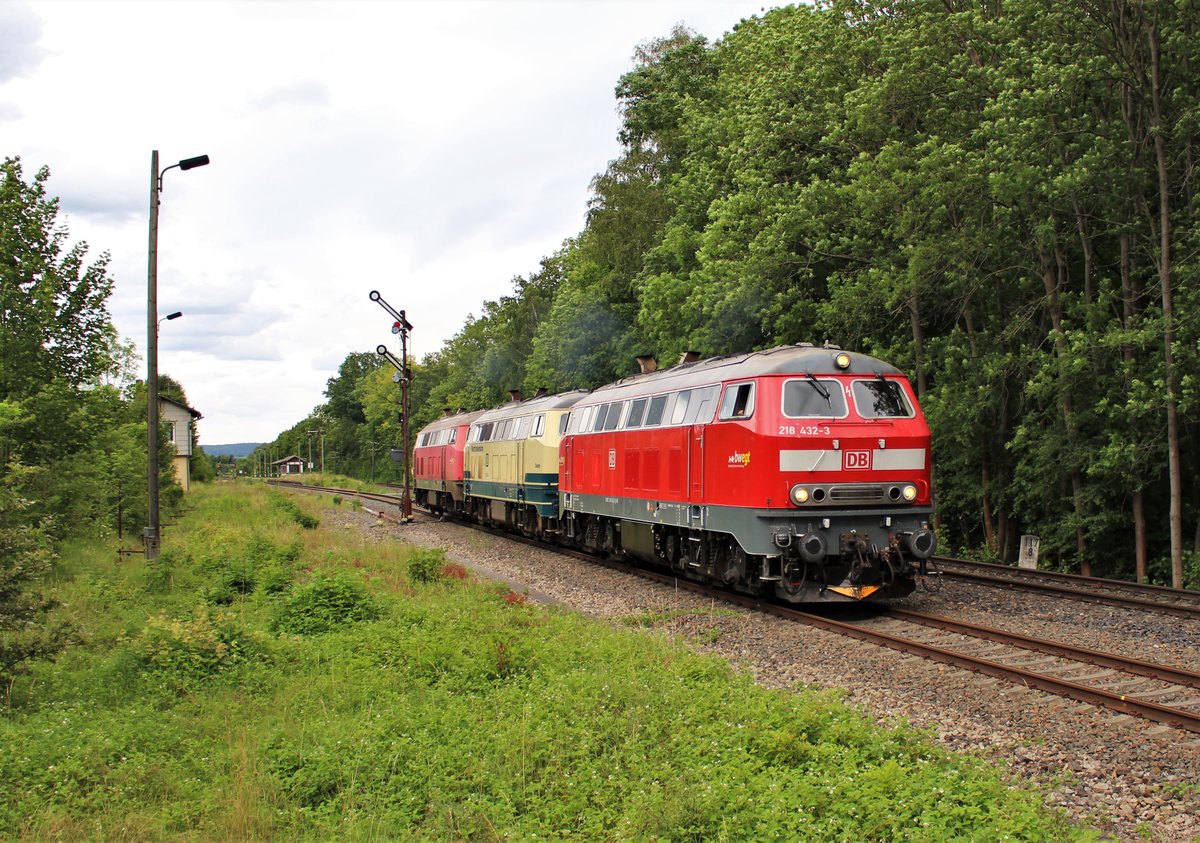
942;568;1200;620
884;607;1200;690
936;556;1199;600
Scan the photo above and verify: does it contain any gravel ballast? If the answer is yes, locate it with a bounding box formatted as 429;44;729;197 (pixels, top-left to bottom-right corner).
334;502;1200;842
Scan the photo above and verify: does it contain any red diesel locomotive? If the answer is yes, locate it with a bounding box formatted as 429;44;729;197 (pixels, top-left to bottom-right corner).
414;343;936;603
412;408;485;515
559;344;935;602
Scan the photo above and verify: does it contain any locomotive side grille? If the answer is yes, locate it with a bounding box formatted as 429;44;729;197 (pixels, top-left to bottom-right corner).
829;485;885;502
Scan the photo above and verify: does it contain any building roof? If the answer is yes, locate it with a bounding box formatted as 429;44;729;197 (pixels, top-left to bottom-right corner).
159;395;203;419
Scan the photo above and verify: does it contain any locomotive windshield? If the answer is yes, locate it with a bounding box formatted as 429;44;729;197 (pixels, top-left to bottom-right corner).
851;377;914;418
782;378;848;417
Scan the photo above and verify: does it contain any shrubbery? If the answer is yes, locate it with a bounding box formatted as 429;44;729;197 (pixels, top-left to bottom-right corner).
406;547;449;583
270;573;379;635
0;484;1091;840
130;607;253;683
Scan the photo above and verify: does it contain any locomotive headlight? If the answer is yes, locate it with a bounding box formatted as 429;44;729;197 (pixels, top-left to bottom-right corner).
834;352;851;370
789;485;810;505
901;484;918;502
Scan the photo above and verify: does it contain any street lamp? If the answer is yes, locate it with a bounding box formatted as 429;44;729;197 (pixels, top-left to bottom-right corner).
146;151;209;560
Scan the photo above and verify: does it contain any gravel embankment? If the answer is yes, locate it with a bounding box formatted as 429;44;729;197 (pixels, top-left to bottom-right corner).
333;503;1200;842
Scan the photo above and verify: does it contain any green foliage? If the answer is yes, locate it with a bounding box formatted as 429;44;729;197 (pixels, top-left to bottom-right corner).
129;606;253;685
0;483;1090;839
269;492;319;529
270;573;379;635
406;547;448;584
0;475;74;701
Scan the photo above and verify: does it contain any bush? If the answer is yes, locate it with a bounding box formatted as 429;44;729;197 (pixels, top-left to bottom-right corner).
270;574;379;635
143;546;190;594
407;548;448;584
130;607;252;683
268;493;320;529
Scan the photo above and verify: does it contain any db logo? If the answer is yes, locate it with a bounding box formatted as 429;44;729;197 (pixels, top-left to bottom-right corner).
843;450;872;470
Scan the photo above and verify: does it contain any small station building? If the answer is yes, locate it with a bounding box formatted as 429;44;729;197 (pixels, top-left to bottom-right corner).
159;396;203;492
272;455;306;475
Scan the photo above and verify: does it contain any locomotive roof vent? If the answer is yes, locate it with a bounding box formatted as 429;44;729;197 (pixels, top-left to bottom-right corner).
678;350;701;365
796;342;814;348
822;340;843;350
533;387;548;398
635;354;658;374
442;407;455;417
507;389;523;402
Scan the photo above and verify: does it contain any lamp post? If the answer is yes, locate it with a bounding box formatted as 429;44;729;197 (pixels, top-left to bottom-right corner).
146;151;209;560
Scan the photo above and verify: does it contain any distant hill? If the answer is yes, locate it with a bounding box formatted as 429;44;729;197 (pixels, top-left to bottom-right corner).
201;442;262;458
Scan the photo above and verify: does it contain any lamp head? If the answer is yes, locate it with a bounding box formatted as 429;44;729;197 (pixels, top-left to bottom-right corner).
179;155;210;171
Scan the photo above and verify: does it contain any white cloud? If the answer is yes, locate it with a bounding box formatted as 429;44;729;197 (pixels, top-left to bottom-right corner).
5;0;769;443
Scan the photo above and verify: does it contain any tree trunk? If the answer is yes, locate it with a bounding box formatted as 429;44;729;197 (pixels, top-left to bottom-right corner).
1119;233;1150;584
908;293;926;399
1148;22;1184;589
1040;246;1090;576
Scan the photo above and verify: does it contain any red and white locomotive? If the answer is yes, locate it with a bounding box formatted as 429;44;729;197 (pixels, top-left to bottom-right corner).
414;343;936;603
412;408;484;515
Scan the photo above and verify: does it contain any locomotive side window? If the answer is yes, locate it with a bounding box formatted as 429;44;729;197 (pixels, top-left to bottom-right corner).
670;390;692;425
567;408;582;434
852;378;914;418
604;401;624;430
719;382;756;420
782;378;848;418
559;414;569;435
531;414;545;437
516;416;533;439
645;394;668;426
592;404;610;432
625;397;648;428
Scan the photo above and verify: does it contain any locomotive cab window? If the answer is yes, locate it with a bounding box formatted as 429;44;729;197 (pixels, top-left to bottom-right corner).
559;414;569;435
852;378;914;418
531;414;545;438
449;429;458;445
719;382;756;420
782;378;849;418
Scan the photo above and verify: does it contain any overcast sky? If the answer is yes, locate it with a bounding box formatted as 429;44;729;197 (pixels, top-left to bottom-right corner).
4;0;770;444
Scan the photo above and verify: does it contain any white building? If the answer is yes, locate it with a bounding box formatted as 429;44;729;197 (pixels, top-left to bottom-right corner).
159;396;202;491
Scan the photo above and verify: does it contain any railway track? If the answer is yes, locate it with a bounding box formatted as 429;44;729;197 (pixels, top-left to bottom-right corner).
274;481;1200;734
936;556;1200;619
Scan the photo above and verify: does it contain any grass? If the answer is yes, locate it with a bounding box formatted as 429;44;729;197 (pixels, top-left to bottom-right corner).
1;482;1096;840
